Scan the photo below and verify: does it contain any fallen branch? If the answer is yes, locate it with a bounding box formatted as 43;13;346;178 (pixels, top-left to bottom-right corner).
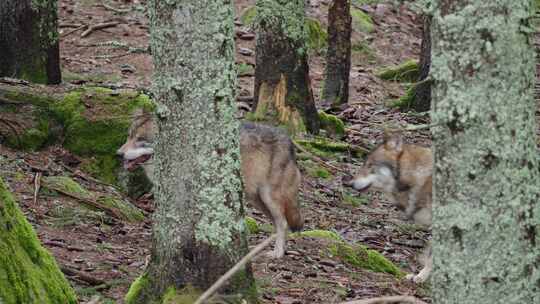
194;234;277;304
81;21;119;38
340;295;428;304
62;24;88;38
101;0;131;13
60;265;105;286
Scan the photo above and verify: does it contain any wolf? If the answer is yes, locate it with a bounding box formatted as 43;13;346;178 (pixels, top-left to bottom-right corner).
348;133;432;283
117;109;304;258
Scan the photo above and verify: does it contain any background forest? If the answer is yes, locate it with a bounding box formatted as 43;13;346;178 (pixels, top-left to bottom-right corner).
0;0;539;303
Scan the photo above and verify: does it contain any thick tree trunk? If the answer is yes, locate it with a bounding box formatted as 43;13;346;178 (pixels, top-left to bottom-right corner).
125;1;256;303
253;0;320;135
322;0;351;107
431;0;540;302
411;15;431;112
0;0;61;84
0;177;77;304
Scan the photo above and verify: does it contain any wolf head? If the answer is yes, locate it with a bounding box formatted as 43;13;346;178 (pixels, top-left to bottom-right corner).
117;108;156;178
351;133;404;194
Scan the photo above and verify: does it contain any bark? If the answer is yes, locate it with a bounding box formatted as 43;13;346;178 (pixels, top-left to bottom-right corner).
0;177;77;304
0;0;61;84
411;14;431;112
125;1;256;303
431;0;540;303
253;0;320;134
322;0;352;106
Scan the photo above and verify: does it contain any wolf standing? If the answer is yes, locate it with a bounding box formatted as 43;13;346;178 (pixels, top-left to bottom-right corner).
349;133;432;283
117;109;304;258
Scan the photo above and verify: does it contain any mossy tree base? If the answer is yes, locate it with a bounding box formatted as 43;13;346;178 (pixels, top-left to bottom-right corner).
0;177;77;304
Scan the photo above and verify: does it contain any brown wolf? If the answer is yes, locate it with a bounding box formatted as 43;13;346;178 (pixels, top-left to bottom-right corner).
349;133;432;283
117;109;304;258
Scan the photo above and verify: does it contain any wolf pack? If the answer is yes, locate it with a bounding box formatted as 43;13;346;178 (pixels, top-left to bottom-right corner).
117;108;433;284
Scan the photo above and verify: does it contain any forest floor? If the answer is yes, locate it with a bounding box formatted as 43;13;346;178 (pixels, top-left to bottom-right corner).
2;0;538;303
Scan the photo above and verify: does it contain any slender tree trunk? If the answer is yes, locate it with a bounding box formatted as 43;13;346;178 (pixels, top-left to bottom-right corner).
411;14;431;112
253;0;320;135
125;1;256;303
322;0;351;107
0;0;61;84
431;0;540;302
0;177;77;304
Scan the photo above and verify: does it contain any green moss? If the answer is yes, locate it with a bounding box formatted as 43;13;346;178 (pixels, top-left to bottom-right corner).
299;159;332;179
229;270;259;303
244;216;260;234
161;286;203;304
125;274;149;304
305;18;328;54
376;59;419;82
296;138;364;159
389;83;416;110
49;87;155;184
351;41;376;63
351;8;374;33
42;176;92;199
295;229;343;242
0;177;78;304
318;111;345;138
329;242;404;277
236;63;255;76
240;6;257;25
342;193;367;207
96;196;144;222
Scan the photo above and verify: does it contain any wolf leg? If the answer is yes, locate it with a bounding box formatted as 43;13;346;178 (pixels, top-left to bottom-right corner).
259;186;288;258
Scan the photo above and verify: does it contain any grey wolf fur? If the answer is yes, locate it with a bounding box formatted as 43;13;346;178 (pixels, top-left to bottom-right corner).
349;133;432;283
117;109;303;258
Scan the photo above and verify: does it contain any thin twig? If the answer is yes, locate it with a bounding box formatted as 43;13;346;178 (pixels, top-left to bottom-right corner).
33;172;41;205
81;21;119;38
101;0;131;13
194;234;277;304
62;24;88;38
340;295;428;304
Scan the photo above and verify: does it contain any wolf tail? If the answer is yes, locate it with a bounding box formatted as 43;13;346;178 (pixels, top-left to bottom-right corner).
284;202;304;232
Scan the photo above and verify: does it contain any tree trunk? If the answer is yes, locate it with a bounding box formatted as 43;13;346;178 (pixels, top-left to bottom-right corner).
431;0;540;302
322;0;351;107
0;177;77;304
125;1;256;303
411;14;431;112
253;0;320;135
0;0;61;84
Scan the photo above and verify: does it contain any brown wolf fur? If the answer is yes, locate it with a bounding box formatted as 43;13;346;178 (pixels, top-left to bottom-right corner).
350;133;432;283
117;109;303;258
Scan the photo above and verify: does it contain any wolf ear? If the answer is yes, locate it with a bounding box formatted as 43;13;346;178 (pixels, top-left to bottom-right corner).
384;133;403;152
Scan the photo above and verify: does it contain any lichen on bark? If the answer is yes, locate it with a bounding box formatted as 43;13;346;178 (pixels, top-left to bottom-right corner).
126;1;256;303
431;0;540;302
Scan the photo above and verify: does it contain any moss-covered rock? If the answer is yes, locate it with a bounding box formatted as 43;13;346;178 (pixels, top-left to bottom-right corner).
161;286;202;304
376;60;419;82
41;176;144;223
305;18;328;54
318;111;345;139
329;242;404;277
0;177;78;304
124;274;149;304
296;138;364;158
49;87;155;184
351;8;375;33
294;229;343;242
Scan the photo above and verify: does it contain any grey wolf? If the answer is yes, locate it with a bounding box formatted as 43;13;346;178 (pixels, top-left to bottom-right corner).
117;109;303;258
349;133;432;283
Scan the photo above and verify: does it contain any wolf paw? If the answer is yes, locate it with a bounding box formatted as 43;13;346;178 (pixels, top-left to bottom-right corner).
405;273;428;284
